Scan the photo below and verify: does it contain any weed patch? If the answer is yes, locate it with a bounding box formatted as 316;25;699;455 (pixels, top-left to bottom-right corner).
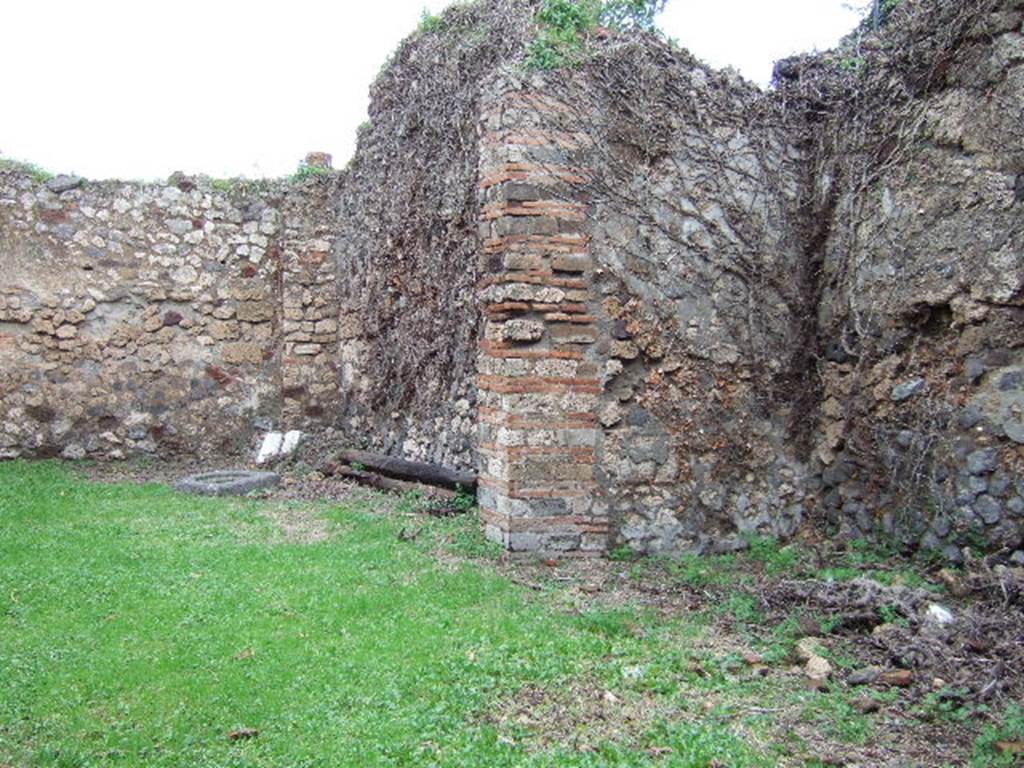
525;0;666;70
0;157;53;182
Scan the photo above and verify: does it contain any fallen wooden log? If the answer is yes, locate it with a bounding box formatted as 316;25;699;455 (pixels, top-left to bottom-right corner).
331;449;476;492
325;463;457;500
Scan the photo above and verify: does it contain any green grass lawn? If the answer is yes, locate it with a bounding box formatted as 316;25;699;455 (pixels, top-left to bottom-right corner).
0;462;768;768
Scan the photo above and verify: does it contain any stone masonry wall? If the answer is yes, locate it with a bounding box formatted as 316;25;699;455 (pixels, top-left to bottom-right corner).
474;44;814;556
576;43;814;555
0;0;530;472
331;0;530;473
805;0;1024;559
2;0;1019;560
473;0;1021;558
0;169;339;459
279;178;343;427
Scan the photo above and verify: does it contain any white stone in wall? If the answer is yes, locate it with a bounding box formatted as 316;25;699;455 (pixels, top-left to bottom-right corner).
256;432;284;464
256;430;303;464
281;430;302;455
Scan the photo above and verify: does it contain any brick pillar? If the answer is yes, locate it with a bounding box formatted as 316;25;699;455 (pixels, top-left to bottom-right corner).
279;182;341;428
475;76;608;555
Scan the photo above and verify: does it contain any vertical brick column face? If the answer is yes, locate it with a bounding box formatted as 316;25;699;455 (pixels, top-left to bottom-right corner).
279;185;341;427
476;76;607;554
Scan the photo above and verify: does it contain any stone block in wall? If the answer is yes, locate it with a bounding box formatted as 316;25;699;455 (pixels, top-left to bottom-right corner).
236;301;275;322
222;342;263;365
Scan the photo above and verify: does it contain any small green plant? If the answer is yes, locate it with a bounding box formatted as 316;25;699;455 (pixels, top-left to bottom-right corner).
818;614;843;634
721;591;762;624
877;604;909;628
350;461;366;472
609;544;635;562
800;692;873;744
972;703;1024;767
452;485;476;513
915;687;975;724
291;161;332;182
427;507;503;560
746;535;801;575
574;607;647;639
843;537;895;566
525;0;666;70
759;615;801;664
878;0;905;25
816;565;862;582
209;177;239;192
525;0;598;69
203;177;276;195
837;55;866;73
665;552;738;588
963;528;991;557
0;158;53;182
417;7;444;34
395;489;425;515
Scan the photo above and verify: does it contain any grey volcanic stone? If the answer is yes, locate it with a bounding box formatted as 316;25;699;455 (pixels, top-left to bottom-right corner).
930;513;951;538
966;448;999;475
955;473;988;504
1005;421;1024;445
942;545;964;565
974;494;1002;525
964;357;987;383
891;378;926;402
988;471;1012;498
45;175;83;193
958;405;983;429
999;370;1024;391
847;667;881;686
172;470;280;496
165;218;194;236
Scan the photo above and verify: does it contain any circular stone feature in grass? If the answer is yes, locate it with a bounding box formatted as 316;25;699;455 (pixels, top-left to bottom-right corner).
172;470;280;497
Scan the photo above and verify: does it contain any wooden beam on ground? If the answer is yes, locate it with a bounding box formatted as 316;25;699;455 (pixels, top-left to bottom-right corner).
331;449;477;492
324;463;457;500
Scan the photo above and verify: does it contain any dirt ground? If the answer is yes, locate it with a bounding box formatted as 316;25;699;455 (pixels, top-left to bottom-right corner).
485;548;1023;767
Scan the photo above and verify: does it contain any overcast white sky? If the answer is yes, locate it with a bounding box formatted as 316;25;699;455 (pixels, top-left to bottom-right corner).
1;1;863;180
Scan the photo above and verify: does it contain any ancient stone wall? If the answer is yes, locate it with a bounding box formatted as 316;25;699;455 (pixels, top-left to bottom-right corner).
0;0;530;470
474;46;816;555
474;0;1021;558
0;170;340;459
575;43;813;555
279;178;344;427
802;0;1024;559
2;0;1019;559
332;0;531;472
